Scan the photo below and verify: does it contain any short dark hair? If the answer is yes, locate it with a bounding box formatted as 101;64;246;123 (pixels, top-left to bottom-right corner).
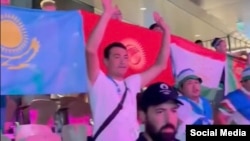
149;23;160;30
211;37;222;47
195;40;203;44
104;42;126;59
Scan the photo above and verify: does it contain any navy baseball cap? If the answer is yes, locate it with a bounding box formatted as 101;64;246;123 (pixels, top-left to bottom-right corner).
139;82;183;111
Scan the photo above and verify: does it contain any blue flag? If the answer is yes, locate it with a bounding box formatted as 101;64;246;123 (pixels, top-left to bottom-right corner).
1;6;88;95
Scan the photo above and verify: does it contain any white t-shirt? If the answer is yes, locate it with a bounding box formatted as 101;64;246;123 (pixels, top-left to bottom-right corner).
176;98;213;141
89;71;141;141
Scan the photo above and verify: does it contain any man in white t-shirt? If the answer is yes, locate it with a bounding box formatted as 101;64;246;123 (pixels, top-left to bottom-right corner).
175;69;213;141
86;0;171;140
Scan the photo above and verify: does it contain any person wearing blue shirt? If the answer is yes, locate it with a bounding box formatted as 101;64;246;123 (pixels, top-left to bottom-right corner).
215;67;250;125
175;68;213;141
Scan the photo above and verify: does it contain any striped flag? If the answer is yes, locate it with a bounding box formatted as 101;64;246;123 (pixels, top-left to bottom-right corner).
225;55;246;95
171;35;225;100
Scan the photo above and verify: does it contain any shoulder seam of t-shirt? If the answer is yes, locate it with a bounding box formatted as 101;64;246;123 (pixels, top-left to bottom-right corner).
93;70;106;87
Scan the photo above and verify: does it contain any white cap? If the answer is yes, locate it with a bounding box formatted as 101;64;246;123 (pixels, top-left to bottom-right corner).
176;68;202;87
40;0;55;8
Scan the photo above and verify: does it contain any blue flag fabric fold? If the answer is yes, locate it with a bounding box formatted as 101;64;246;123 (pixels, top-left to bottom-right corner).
1;6;87;95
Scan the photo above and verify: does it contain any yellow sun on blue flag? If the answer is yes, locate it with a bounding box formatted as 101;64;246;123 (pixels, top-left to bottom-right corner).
1;6;87;95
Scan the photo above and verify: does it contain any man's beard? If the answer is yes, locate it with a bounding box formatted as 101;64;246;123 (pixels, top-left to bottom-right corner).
145;123;177;141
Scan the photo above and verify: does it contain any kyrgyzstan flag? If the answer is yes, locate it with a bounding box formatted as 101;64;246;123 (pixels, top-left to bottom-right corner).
171;35;225;100
81;11;175;86
225;55;246;94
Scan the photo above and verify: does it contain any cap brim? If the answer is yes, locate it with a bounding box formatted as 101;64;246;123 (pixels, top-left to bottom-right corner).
185;75;202;82
157;96;184;106
143;95;184;108
177;75;202;88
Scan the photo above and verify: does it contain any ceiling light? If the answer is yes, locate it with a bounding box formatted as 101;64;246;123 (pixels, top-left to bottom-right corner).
195;34;200;37
140;7;146;11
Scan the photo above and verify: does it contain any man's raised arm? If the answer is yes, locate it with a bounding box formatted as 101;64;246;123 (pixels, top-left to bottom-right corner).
86;0;119;85
230;50;247;57
140;12;171;87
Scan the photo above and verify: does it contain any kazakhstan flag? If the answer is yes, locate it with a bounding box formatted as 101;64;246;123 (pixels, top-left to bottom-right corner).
1;6;87;95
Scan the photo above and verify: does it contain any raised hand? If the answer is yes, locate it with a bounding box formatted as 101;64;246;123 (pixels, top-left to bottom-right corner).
102;0;122;19
153;11;169;32
111;6;122;21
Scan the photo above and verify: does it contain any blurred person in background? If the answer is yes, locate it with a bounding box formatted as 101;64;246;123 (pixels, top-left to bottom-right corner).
194;40;204;47
149;23;163;32
211;37;248;101
211;37;247;56
40;0;56;11
137;82;182;141
215;67;250;125
211;37;228;54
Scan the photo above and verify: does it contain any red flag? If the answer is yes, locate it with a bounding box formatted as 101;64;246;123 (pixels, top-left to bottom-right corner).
81;11;174;85
230;56;246;88
233;57;246;80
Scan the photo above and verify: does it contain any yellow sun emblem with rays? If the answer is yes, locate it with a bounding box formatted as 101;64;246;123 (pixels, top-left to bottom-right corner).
1;13;40;70
121;38;146;71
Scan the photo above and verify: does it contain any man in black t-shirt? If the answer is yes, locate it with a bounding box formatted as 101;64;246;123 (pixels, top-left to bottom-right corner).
137;82;183;141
